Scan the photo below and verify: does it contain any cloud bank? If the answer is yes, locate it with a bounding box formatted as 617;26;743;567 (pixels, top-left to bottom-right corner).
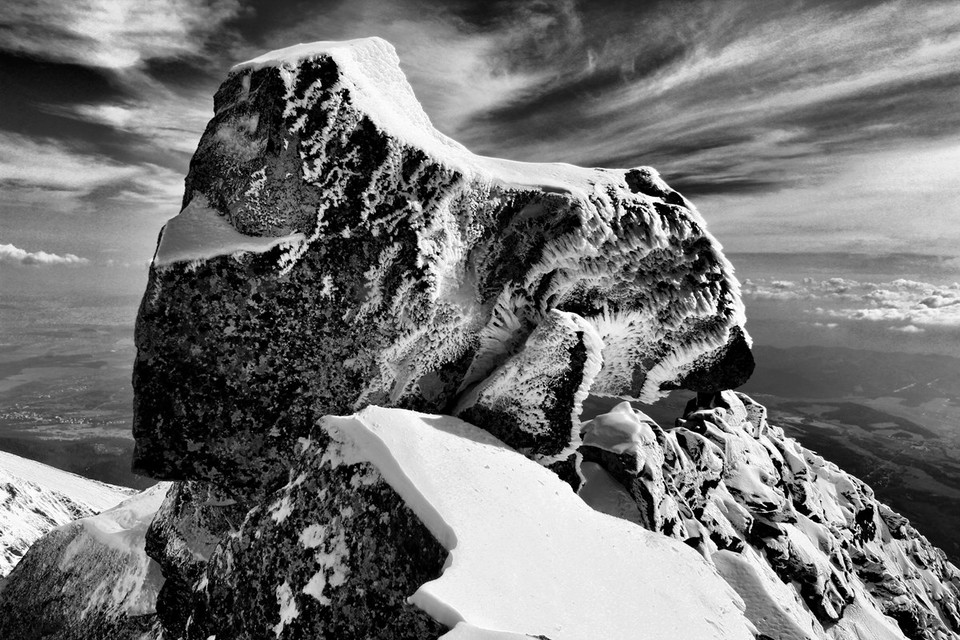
743;276;960;333
0;243;89;266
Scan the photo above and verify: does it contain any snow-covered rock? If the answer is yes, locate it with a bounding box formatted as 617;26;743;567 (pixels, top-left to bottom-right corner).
579;394;960;640
0;483;171;640
0;449;134;578
133;36;752;499
178;407;755;640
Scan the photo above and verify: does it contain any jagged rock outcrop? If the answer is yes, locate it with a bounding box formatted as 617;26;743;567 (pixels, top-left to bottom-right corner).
579;393;960;640
0;484;170;640
132;37;752;500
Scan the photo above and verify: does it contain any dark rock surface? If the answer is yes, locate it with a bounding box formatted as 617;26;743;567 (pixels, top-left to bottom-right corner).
180;431;447;640
144;481;245;638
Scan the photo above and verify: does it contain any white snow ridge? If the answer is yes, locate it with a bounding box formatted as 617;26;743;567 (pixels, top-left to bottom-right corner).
0;450;133;578
322;407;755;640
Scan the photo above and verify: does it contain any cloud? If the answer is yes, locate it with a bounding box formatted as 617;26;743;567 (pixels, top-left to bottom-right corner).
744;276;960;329
0;132;142;192
811;322;839;329
891;324;925;334
0;132;184;213
0;243;89;266
0;0;241;69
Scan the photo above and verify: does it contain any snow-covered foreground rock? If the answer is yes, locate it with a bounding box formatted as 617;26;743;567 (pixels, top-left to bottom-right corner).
133;36;752;499
0;483;170;640
578;394;960;640
182;407;755;640
0;449;134;577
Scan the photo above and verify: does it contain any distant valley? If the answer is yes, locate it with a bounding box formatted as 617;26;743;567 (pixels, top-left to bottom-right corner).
743;345;960;563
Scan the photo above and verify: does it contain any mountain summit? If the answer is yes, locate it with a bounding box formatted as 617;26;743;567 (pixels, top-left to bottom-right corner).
1;37;956;640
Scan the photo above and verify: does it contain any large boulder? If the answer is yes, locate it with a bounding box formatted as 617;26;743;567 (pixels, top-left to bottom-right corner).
132;37;753;499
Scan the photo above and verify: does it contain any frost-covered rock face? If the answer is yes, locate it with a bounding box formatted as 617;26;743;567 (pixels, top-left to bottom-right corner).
181;431;447;640
0;483;170;640
579;393;960;640
133;37;752;497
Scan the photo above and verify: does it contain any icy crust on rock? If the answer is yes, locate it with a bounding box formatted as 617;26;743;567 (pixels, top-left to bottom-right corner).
455;309;603;463
287;408;753;639
0;482;171;640
0;450;134;577
135;37;752;497
154;194;305;267
578;394;960;640
234;37;655;198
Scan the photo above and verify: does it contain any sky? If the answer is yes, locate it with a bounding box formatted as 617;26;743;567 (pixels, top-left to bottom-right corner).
1;0;959;347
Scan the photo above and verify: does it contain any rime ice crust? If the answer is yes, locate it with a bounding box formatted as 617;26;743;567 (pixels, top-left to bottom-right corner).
580;393;960;640
0;483;170;640
134;37;752;496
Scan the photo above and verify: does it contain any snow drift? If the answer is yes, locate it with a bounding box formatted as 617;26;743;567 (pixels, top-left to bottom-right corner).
185;407;756;640
0;483;170;639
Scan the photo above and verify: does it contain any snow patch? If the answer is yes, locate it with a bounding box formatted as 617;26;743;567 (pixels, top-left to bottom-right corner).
321;406;754;640
154;195;305;267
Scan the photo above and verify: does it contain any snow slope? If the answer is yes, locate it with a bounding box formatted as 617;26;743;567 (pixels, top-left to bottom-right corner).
0;449;134;577
0;482;170;639
154;194;305;267
321;407;755;640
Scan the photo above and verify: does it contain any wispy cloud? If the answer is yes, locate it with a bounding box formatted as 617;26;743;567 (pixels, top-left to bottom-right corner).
0;133;182;211
0;243;89;266
0;0;241;69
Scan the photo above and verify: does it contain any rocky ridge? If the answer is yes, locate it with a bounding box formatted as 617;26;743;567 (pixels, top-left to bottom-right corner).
0;37;957;640
0;483;169;639
0;449;133;578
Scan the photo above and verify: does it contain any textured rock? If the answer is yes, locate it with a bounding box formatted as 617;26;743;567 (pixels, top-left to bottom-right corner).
578;392;960;640
456;309;602;463
181;430;447;640
143;481;246;638
0;484;169;640
132;37;752;498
